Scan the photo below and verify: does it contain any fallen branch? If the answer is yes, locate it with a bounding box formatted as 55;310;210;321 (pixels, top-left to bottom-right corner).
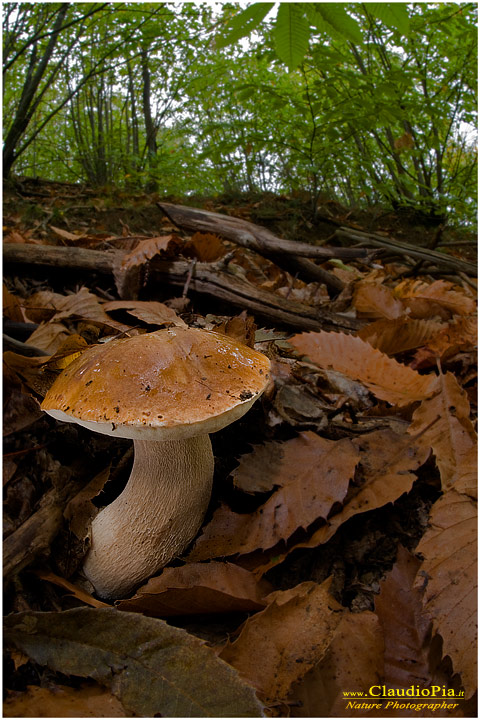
150;258;359;332
4;243;359;332
3;486;70;578
334;227;477;277
158;202;375;261
158;201;376;294
4;243;117;274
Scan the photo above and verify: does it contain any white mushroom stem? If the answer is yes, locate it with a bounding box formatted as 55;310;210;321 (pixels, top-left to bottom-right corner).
83;435;214;599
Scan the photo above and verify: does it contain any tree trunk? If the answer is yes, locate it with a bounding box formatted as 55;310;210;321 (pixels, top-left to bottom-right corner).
141;49;157;192
3;4;69;178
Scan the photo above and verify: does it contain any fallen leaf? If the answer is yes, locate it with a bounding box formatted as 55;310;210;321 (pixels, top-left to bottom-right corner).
121;234;183;270
289;331;437;406
213;311;257;347
51;287;131;333
27;322;71;354
188;432;359;561
64;464;113;541
103;299;187;328
289;611;384;717
24;289;74;323
3;367;43;435
415;489;477;699
3;457;18;486
50;224;87;242
4;682;127;717
358;317;444;356
34;569;110;609
219;579;343;704
232;440;288;494
4;334;88;397
3;284;28;322
4;607;264;717
411;316;477;370
408;371;477;490
117;562;273;616
394;279;476;319
353;282;404;319
375;547;431;690
253;429;430;576
183;231;227;262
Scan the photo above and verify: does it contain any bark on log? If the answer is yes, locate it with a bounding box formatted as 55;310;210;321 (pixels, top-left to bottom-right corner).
150;258;359;332
159;202;366;294
4;487;68;578
158;202;374;261
4;243;117;273
4;243;359;332
334;227;476;277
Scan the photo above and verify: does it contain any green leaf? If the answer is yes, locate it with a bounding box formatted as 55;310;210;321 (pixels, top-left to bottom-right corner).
4;608;265;718
274;4;310;70
313;4;363;44
365;3;410;36
216;3;274;49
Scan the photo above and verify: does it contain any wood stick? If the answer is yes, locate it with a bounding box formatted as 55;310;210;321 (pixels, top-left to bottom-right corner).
158;202;375;261
4;488;66;578
4;243;118;273
334;227;476;277
150;258;359;332
4;243;359;332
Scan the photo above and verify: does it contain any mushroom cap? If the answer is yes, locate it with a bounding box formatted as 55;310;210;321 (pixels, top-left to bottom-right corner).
41;327;271;440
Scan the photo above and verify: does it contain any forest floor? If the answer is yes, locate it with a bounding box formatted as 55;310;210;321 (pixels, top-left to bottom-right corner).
3;178;477;718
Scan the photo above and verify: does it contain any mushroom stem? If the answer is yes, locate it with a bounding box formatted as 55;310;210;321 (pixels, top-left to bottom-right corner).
83;435;214;599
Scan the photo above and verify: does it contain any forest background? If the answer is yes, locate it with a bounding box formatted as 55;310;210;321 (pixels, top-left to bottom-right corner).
3;1;478;227
3;2;478;718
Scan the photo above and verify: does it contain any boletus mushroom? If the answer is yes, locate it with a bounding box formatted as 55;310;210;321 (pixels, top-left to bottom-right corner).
41;326;270;599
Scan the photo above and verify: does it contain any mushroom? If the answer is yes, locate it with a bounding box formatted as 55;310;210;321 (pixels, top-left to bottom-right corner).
41;326;270;599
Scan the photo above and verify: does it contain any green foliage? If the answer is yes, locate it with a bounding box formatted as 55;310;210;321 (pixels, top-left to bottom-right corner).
215;2;274;48
274;4;310;71
2;2;477;227
364;3;410;35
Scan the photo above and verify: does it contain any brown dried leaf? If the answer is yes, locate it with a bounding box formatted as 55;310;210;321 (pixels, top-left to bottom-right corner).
51;287;130;333
353;282;405;319
183;232;227;262
4;683;128;718
35;569;110;609
4;334;88;397
3;367;43;435
3;285;28;322
415;489;477;698
121;234;183;271
232;440;287;494
289;612;384;717
394;279;476;319
411;316;478;370
4;228;41;244
408;371;477;490
27;322;71;353
103;300;187;328
213;311;257;347
117;562;273;617
358;317;444;356
23;290;66;323
50;224;86;242
188;432;359;562
3;457;18;486
64;465;113;541
375;547;431;690
219;579;343;704
289;331;437;406
254;429;430;576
